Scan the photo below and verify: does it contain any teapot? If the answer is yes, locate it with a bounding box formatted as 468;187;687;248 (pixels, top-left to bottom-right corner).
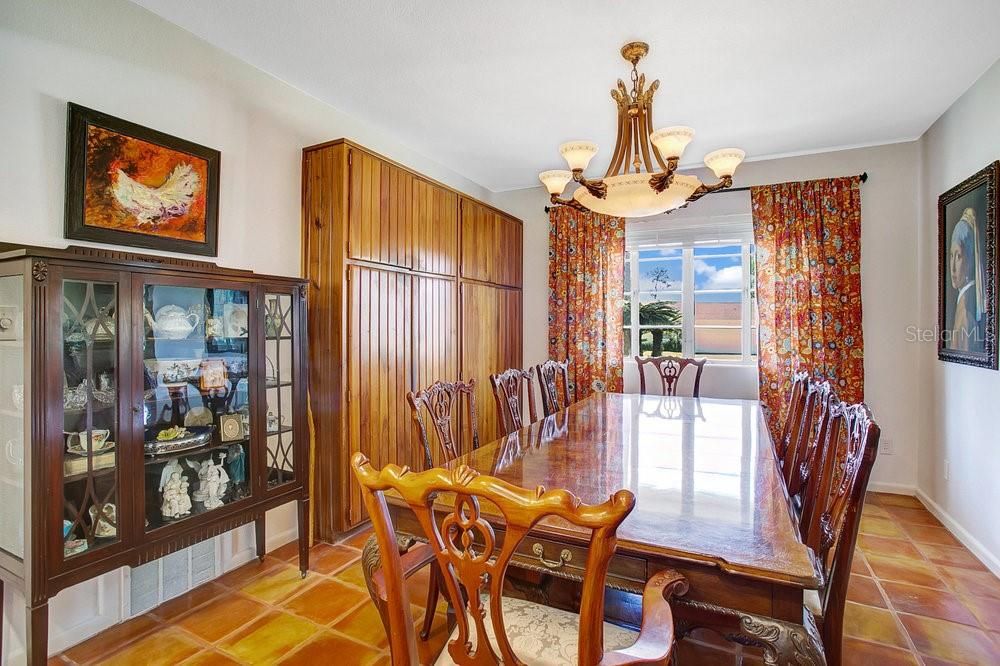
145;305;200;340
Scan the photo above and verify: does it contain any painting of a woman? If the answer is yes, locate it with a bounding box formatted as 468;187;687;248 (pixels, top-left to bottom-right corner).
948;207;986;352
938;161;998;369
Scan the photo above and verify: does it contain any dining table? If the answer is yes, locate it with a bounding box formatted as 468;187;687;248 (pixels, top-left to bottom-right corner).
383;392;826;665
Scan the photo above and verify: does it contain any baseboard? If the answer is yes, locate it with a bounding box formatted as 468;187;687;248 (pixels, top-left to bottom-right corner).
867;482;917;495
915;489;1000;578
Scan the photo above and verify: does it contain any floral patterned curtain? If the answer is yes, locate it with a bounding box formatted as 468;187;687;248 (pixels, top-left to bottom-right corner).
751;176;864;434
548;206;625;400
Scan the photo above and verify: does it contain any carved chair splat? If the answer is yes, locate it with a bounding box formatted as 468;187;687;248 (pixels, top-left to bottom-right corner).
407;379;481;470
776;370;811;464
489;367;538;436
351;453;688;666
635;356;707;398
535;359;572;416
783;380;835;500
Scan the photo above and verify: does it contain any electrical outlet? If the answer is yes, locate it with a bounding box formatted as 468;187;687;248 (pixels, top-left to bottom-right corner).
881;438;893;455
944;459;950;481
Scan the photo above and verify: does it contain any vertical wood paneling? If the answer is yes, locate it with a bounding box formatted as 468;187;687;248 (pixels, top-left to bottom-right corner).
413;179;458;276
460;198;523;288
348;150;415;269
413;275;459;467
346;265;413;525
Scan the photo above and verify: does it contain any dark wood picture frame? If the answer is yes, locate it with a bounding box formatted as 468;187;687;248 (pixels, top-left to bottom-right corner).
65;103;220;256
938;161;999;369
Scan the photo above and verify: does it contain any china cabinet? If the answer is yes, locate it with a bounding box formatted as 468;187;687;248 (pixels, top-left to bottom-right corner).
0;244;309;665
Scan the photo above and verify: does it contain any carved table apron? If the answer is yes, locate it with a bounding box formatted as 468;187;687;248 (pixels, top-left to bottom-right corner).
386;393;825;665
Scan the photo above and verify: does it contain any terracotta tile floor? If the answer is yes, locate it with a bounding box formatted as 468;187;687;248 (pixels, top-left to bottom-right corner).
51;492;1000;665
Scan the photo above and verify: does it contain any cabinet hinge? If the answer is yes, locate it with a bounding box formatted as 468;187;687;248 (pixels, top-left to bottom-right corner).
346;389;351;404
348;149;353;166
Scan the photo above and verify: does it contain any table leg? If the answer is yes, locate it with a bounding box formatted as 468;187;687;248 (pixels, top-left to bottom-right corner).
673;597;826;666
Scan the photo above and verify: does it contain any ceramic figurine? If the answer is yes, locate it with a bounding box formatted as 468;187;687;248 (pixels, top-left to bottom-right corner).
186;453;230;509
226;443;248;500
161;472;192;519
158;458;184;492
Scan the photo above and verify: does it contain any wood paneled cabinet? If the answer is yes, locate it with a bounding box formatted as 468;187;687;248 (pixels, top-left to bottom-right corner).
303;139;523;537
0;245;310;665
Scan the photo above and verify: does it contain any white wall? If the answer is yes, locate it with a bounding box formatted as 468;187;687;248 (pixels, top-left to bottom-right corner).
490;141;922;493
917;59;1000;574
0;0;492;661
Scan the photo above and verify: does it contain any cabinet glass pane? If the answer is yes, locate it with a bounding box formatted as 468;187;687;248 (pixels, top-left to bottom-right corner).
142;284;251;532
61;279;120;558
264;293;294;488
0;275;25;559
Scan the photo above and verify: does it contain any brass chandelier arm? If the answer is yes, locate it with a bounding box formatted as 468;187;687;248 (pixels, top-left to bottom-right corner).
573;169;608;199
685;175;734;204
549;193;590;213
648;157;680;193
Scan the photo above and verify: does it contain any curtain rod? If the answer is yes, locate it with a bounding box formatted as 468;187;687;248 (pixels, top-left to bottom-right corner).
543;171;868;213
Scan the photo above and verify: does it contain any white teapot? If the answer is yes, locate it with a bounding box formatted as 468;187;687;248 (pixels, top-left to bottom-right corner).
145;305;200;340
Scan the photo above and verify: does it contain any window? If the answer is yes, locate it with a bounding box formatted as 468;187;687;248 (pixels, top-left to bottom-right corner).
623;219;757;363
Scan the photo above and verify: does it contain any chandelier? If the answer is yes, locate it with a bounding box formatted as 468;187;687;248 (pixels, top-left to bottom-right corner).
539;42;745;218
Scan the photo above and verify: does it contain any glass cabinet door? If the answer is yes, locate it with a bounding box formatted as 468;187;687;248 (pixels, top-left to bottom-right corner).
0;274;25;560
142;282;252;532
61;278;121;559
263;291;296;489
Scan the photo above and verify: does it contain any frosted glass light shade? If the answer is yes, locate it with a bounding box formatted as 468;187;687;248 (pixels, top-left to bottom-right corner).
559;141;598;171
650;126;695;159
573;173;701;218
539;170;573;195
704;148;745;178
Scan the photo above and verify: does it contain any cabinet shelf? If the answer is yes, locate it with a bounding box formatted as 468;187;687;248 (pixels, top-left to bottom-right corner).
143;438;246;466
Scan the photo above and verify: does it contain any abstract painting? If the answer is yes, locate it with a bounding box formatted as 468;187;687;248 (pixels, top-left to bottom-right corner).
938;161;998;369
65;103;220;256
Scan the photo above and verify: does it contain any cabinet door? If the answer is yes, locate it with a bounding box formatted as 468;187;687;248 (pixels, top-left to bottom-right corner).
135;275;255;537
346;265;413;527
412;275;459;467
412;179;458;276
348;150;413;269
261;285;306;494
460;199;523;288
460;283;523;447
0;271;26;562
50;266;133;569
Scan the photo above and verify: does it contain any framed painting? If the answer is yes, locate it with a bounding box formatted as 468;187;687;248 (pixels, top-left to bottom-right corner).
65;103;220;256
938;161;999;369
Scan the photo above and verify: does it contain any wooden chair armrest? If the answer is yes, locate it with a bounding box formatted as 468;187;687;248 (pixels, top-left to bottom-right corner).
600;569;688;666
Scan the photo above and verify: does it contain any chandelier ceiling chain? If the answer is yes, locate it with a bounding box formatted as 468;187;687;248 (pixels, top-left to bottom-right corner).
539;41;746;218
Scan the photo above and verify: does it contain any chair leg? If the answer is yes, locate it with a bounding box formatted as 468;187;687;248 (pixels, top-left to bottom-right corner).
420;563;442;640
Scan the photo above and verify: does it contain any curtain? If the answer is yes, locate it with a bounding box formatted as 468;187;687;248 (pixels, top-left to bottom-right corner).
548;206;625;400
751;176;864;434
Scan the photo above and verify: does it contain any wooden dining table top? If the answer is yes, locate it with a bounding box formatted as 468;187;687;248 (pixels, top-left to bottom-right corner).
444;392;820;589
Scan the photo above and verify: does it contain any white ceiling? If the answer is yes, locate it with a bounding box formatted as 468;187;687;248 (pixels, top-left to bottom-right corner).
132;1;1000;192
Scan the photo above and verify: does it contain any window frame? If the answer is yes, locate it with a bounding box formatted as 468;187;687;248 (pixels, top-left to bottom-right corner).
624;233;756;365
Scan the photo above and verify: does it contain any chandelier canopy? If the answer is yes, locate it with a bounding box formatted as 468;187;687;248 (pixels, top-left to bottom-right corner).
539;42;745;218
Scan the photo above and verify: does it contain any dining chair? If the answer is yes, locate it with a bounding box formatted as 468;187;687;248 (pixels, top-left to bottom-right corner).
407;379;481;470
799;401;881;666
781;379;835;499
775;370;811;464
351;452;689;665
489;367;538;436
535;359;572;416
634;356;707;398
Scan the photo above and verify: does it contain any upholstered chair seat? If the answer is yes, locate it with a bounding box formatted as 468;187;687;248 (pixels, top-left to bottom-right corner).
435;595;638;666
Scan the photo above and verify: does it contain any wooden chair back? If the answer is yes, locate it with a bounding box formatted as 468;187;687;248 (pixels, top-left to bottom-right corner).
782;380;835;495
535;359;572;416
801;401;880;666
351;453;637;665
635;356;707;397
776;370;811;463
488;367;538;436
406;379;480;470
